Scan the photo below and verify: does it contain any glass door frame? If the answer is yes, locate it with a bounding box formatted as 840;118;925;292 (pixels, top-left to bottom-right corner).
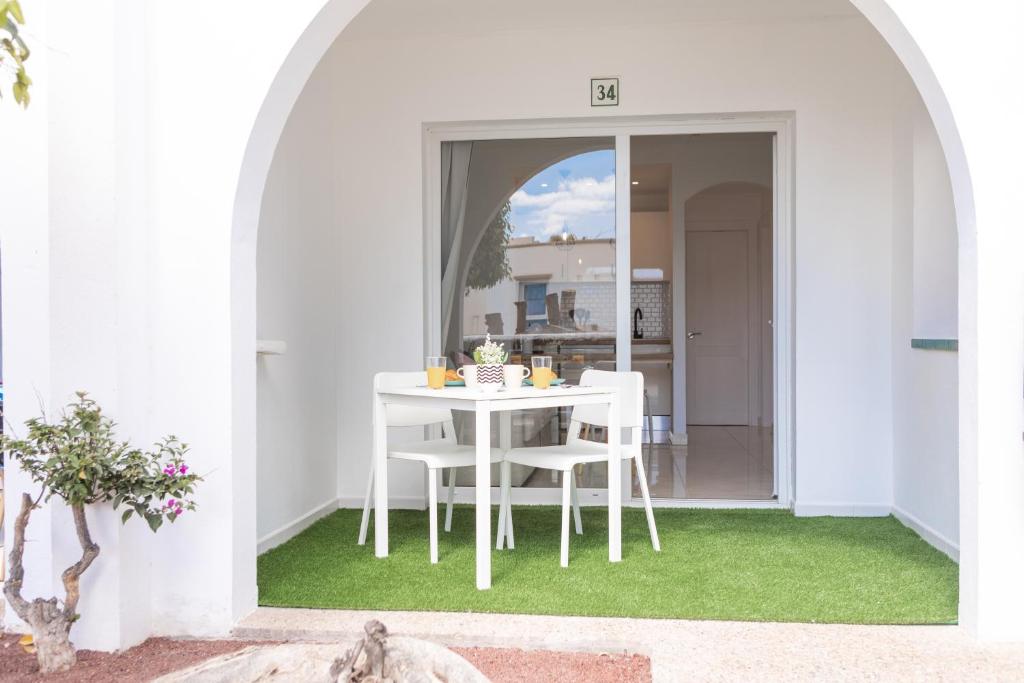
423;114;794;509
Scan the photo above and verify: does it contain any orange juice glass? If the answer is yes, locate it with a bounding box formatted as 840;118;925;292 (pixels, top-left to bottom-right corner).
531;356;554;389
426;356;447;389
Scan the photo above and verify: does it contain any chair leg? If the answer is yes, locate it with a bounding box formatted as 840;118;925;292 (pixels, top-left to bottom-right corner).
499;462;515;550
644;389;655;460
569;470;583;535
633;454;661;551
561;473;571;567
444;467;456;532
428;468;439;564
358;460;374;546
497;463;508;550
505;483;516;550
494;462;516;550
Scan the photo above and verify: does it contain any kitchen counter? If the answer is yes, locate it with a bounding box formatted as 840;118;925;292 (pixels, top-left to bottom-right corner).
464;333;672;345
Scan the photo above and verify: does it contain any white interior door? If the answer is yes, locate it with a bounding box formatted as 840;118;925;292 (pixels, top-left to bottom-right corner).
685;229;750;425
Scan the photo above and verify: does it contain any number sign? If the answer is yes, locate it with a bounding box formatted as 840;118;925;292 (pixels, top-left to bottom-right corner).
591;78;619;107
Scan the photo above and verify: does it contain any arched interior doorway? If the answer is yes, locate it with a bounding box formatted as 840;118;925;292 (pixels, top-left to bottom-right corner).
236;0;973;629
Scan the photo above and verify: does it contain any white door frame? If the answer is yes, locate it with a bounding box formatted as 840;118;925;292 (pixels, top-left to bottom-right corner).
423;112;795;509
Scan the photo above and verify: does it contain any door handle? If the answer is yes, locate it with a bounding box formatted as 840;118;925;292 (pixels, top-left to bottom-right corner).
687;331;703;340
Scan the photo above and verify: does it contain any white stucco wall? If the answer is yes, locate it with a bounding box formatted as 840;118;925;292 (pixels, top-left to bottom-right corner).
1;0;355;646
0;0;157;650
891;78;959;558
322;14;903;513
910;98;958;340
256;59;340;550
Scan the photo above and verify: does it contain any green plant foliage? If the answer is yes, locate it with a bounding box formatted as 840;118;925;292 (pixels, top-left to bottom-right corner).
0;392;201;531
1;0;31;107
465;201;513;293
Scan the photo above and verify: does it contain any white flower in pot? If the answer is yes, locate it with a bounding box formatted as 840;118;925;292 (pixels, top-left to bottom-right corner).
471;334;508;391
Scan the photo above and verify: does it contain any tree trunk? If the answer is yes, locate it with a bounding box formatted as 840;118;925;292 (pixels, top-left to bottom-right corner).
26;601;77;674
3;493;100;674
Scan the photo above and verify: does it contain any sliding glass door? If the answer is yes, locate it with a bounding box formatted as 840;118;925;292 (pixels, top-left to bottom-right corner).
432;126;784;505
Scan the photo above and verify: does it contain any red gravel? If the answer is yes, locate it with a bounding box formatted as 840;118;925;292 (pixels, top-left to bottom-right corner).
455;646;652;683
0;633;651;682
0;634;256;682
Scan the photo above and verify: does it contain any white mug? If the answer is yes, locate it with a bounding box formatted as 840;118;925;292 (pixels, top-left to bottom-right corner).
457;364;478;388
502;364;531;389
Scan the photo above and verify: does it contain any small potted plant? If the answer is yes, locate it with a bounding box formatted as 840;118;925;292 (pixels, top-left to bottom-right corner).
471;333;508;391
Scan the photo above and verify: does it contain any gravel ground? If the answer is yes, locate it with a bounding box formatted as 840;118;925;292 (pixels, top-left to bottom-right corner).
0;634;258;682
455;646;651;682
0;633;651;682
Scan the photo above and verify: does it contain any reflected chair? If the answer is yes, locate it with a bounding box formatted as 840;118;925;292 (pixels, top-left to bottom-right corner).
545;293;561;326
485;312;504;335
514;301;527;334
498;369;660;566
560;289;577;328
358;371;513;564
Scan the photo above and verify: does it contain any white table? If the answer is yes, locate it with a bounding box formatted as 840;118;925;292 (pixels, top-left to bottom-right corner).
373;384;622;590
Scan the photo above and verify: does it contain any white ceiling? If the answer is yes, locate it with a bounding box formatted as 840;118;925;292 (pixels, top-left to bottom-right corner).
631;164;672;195
343;0;862;41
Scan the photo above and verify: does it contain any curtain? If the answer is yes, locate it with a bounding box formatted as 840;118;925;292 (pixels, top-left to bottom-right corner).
440;141;473;357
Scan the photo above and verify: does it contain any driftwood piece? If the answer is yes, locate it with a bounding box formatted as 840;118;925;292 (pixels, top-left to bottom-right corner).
153;644;340;682
155;623;489;683
330;620;489;683
4;493;100;674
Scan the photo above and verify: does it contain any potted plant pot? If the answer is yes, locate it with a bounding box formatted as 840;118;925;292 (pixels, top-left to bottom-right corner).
475;363;504;391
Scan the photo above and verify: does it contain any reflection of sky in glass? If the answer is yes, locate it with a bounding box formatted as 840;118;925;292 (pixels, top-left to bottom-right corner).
509;149;615;241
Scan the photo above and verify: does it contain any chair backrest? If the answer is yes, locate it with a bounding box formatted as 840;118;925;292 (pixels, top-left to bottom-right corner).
485;313;504;335
560;289;576;326
570;369;644;429
545;293;561;325
374;371;453;428
514;301;527;334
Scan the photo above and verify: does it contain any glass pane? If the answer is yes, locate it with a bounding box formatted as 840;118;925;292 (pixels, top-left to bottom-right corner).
629;133;775;501
440;137;616;488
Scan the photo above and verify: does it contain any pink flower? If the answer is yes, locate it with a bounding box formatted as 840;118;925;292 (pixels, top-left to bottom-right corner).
179;464;188;475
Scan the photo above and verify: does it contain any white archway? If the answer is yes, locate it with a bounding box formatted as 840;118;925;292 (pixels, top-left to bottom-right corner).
231;0;1007;638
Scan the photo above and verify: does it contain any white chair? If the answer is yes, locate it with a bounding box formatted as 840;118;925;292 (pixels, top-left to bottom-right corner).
358;371;512;564
499;369;660;567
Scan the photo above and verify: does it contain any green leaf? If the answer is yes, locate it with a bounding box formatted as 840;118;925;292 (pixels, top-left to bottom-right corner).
465;201;513;292
146;514;163;532
8;1;24;24
121;509;132;525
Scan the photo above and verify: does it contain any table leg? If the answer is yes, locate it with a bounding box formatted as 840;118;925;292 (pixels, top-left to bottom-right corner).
498;411;512;549
608;393;622;563
373;391;388;558
475;403;492;589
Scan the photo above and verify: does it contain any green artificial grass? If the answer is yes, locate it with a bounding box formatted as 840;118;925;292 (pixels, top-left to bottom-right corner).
257;506;958;625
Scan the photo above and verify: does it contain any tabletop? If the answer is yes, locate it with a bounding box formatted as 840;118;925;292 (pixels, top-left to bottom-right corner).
377;384;617;402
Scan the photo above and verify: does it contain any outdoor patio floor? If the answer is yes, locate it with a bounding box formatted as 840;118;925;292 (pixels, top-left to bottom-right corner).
257;507;957;625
